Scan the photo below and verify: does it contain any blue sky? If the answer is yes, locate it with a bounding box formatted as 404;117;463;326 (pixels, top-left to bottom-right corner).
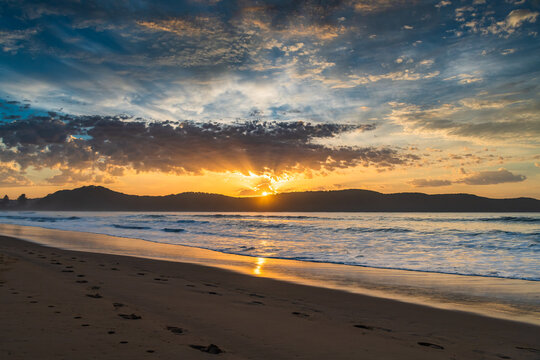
0;0;538;197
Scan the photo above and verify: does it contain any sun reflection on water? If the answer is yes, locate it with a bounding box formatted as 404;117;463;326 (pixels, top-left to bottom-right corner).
253;257;266;275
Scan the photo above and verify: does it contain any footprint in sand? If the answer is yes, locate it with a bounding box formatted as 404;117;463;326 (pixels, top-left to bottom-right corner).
166;326;184;334
86;293;102;299
418;342;444;350
292;311;309;318
76;280;88;284
190;344;223;354
515;346;539;353
354;324;392;332
118;313;141;320
113;302;125;308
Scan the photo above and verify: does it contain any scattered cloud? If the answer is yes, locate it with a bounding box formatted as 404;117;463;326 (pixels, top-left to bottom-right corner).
435;1;451;8
411;168;527;187
329;69;440;88
500;48;516;55
409;178;452;187
0;28;39;53
444;73;483;85
387;94;540;141
458;168;526;185
351;0;408;13
486;9;539;36
0;164;31;186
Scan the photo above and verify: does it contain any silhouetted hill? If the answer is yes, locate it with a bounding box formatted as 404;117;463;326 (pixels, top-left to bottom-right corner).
28;186;540;212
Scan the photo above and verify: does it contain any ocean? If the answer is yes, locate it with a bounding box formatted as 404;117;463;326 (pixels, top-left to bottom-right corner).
0;211;538;281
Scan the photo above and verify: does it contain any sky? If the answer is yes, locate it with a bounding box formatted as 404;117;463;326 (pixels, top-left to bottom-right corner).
0;0;539;199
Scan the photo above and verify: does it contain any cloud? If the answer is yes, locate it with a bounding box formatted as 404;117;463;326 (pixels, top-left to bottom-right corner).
0;164;31;186
444;73;482;85
0;113;419;184
0;28;39;53
500;48;515;55
505;9;538;28
409;178;452;187
486;9;539;36
350;0;409;13
137;17;221;38
328;69;440;88
418;59;434;67
410;169;527;187
387;94;540;141
236;4;346;41
458;168;526;185
435;1;451;8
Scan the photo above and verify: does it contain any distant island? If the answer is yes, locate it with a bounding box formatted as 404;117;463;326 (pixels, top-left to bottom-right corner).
1;186;538;212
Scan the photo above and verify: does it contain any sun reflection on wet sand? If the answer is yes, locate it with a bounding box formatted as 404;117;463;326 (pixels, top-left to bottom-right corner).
253;257;266;275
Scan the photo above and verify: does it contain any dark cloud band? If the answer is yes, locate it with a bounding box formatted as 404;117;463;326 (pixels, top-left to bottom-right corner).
0;114;417;183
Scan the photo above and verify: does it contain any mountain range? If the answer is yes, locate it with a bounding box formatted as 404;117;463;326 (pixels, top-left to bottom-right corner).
9;186;539;212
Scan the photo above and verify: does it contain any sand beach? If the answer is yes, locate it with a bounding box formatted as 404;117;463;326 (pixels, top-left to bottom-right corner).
1;233;539;359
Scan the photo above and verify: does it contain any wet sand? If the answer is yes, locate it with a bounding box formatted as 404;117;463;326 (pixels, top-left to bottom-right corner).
0;235;539;359
1;223;538;325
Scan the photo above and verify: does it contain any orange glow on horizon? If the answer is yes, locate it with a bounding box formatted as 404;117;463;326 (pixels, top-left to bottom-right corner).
2;162;538;200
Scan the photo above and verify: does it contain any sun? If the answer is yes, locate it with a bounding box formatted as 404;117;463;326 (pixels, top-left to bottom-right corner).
261;191;269;196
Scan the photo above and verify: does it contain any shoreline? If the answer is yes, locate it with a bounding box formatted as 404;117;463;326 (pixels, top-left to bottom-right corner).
0;222;539;326
1;234;539;359
2;215;540;282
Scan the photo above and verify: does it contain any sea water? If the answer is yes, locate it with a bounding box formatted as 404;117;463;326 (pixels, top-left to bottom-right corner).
0;211;538;281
